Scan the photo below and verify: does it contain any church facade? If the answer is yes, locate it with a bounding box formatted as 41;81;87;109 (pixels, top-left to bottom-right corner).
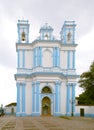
15;20;78;116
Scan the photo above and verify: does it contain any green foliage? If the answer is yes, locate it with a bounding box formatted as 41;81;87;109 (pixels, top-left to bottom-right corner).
59;116;71;120
78;92;94;105
78;61;94;105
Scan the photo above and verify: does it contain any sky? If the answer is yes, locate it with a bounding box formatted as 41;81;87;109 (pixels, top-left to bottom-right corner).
0;0;94;107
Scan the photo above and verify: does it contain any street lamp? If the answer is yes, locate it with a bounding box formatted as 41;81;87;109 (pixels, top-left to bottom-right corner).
70;99;75;116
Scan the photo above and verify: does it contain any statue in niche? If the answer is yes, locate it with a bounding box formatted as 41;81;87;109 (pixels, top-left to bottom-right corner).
67;32;71;41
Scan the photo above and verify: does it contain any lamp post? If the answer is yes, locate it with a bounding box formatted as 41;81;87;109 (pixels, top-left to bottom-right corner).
70;99;75;116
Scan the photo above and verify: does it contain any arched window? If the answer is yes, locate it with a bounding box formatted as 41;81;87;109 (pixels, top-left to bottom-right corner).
21;31;25;41
41;87;52;93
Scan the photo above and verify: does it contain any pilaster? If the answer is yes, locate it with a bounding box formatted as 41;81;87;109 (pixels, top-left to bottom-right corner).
67;50;70;69
22;49;25;68
16;82;26;116
54;81;61;116
16;83;20;114
72;83;76;114
66;83;71;115
32;82;35;113
73;51;75;69
36;81;40;113
22;83;26;114
17;50;20;68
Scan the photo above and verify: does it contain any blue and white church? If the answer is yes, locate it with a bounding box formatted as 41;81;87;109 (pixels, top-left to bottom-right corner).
15;20;78;116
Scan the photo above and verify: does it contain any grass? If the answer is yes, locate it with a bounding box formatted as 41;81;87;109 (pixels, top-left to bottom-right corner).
59;116;71;120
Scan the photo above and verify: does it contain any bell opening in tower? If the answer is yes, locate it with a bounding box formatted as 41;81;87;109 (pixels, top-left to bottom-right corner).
21;31;26;42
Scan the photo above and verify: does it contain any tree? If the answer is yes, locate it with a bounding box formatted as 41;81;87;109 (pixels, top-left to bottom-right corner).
78;61;94;105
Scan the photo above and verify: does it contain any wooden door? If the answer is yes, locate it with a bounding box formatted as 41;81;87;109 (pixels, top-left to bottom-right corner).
42;97;51;116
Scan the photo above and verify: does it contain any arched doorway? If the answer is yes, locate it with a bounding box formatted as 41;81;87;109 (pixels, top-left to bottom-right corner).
42;97;51;116
41;86;52;116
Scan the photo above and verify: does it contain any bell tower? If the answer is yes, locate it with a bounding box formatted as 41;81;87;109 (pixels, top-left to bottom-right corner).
17;20;30;43
60;21;76;44
39;23;54;40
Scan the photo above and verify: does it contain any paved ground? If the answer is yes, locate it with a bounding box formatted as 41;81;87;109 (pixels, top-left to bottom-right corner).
0;115;94;130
